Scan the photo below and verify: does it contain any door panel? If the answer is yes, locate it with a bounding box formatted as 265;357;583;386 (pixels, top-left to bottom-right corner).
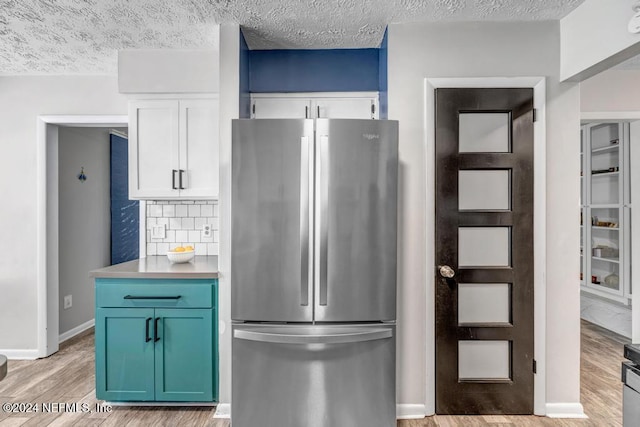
180;99;219;198
314;119;398;322
155;309;214;401
252;98;311;119
435;88;534;414
231;119;314;322
232;324;396;427
95;308;155;401
129;100;179;198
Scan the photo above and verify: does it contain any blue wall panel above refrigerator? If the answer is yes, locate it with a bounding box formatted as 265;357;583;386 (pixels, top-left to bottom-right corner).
248;48;380;93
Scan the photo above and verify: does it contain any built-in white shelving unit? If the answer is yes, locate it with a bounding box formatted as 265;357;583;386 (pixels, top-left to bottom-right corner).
580;122;632;309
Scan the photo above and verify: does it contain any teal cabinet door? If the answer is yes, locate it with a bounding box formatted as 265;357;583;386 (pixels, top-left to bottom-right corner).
154;308;215;402
96;308;155;401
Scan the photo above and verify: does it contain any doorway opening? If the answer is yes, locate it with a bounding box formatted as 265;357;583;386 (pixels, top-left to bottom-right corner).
37;115;144;358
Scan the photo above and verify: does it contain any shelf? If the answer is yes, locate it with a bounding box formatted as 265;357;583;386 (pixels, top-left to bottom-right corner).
591;204;622;209
592;256;620;264
580;286;629;305
592;226;619;231
591;171;619;178
591;145;619;154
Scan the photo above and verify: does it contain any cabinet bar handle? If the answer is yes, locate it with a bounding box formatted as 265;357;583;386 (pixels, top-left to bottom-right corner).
305;106;308;119
154;317;160;342
172;169;178;190
145;317;152;342
317;106;320;118
124;295;182;300
179;169;185;189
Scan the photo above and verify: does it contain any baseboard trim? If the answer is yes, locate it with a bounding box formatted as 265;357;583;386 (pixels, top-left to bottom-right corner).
396;404;427;419
0;349;40;360
59;319;95;344
545;403;588;418
214;403;230;418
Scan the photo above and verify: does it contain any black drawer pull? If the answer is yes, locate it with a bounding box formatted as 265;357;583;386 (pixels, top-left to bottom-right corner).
154;317;161;342
123;295;182;300
145;317;152;342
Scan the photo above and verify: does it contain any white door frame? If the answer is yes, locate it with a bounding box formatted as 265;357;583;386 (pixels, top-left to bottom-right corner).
424;77;547;416
36;115;134;357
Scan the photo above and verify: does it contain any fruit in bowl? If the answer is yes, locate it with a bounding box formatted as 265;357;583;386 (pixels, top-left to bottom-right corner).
166;246;195;263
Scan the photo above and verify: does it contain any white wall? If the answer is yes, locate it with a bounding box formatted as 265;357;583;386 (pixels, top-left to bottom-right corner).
561;0;640;81
58;127;111;335
119;49;220;93
581;69;640;112
217;23;240;409
388;21;581;413
0;76;127;355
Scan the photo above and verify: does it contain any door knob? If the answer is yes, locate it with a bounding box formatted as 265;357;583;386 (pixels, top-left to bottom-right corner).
438;265;456;279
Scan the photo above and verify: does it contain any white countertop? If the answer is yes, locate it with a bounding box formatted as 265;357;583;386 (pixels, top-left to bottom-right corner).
90;256;219;279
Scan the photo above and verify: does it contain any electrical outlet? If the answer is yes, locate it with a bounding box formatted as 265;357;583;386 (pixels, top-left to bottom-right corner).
202;224;212;238
151;224;166;239
63;295;72;310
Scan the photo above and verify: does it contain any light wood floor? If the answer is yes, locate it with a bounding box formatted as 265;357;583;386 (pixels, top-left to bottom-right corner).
0;320;628;426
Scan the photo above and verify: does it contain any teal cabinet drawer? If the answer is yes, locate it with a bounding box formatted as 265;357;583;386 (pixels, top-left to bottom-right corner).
96;279;215;309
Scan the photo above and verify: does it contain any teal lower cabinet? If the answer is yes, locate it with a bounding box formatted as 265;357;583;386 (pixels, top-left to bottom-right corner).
95;279;218;402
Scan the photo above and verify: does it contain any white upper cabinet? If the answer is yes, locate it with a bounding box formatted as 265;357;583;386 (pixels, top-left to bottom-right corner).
251;97;311;119
129;98;219;200
251;93;379;119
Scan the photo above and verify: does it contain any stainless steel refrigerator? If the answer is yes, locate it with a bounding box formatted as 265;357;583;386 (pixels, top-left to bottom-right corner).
231;118;398;427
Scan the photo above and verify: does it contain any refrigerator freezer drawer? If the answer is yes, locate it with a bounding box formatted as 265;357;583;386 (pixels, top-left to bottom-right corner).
232;324;396;427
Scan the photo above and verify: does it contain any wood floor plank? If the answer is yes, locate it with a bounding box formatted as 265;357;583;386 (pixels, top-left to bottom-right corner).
0;320;627;426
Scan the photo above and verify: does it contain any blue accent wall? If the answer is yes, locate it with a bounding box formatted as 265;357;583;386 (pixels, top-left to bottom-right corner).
110;134;139;265
248;48;380;93
239;30;252;118
378;29;388;119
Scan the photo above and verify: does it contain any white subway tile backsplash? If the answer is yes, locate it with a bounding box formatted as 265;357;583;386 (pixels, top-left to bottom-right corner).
201;205;213;217
175;205;188;217
149;205;163;217
195;243;207;256
147;243;157;256
188;205;201;217
175;230;189;242
182;217;195;229
194;217;206;230
213;204;220;217
145;201;219;256
169;218;182;230
188;230;201;243
213;230;219;243
146;217;157;229
162;205;175;217
157;242;170;255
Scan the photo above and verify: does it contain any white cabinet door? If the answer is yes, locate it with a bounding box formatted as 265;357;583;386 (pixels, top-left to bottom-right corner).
252;98;311;119
129;100;180;199
129;98;219;200
179;99;219;199
314;98;377;119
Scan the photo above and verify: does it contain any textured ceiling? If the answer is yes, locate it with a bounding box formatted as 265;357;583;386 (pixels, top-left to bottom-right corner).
1;0;586;75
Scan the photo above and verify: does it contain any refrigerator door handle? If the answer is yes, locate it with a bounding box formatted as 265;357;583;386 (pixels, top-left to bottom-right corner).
300;136;311;307
234;327;392;345
319;134;329;306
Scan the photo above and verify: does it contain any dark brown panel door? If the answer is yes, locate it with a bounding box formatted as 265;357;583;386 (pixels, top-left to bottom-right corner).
435;88;534;414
